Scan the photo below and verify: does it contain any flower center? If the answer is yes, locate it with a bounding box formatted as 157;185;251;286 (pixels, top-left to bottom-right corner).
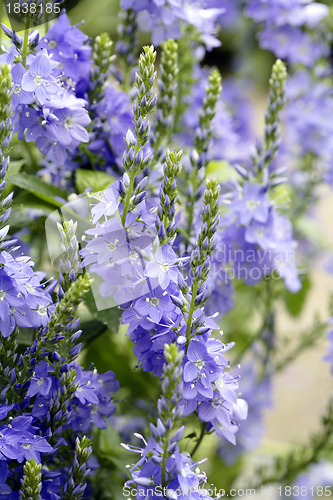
13;84;21;94
34;76;43;86
151;297;159;306
246;200;257;209
107;239;118;251
37;305;47;316
25;283;36;293
0;291;6;301
65;117;75;129
196;360;205;370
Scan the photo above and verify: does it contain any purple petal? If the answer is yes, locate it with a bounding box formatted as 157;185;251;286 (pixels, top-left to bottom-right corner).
183;362;198;382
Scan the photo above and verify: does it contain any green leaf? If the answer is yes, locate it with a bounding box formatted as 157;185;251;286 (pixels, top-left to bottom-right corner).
82;329;158;401
11;192;56;212
8;209;46;233
80;319;108;345
283;273;311;318
206;160;241;183
76;169;115;193
18;328;34;346
84;288;122;333
6;159;25;177
7;173;67;207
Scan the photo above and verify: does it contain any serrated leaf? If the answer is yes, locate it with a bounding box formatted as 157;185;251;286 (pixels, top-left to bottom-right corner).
76;169;115;193
7;173;67;207
283;273;311;317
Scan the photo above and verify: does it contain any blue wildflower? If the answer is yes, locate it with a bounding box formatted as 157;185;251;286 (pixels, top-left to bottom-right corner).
21;52;59;105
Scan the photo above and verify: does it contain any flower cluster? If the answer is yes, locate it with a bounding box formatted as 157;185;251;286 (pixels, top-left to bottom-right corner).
122;344;213;499
0;147;119;498
1;1;333;498
245;0;330;66
120;0;225;49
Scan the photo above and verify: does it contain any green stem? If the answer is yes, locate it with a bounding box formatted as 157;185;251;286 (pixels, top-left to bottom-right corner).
161;429;170;490
190;421;206;457
185;281;200;342
121;171;135;226
121;138;142;225
22;20;30;68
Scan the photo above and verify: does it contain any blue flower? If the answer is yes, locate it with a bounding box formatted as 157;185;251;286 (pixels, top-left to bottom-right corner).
0;270;24;337
231;182;270;225
10;63;34;110
134;287;175;323
89;184;120;223
21;52;59;105
145;245;179;290
27;362;52;398
39;13;92;95
183;340;219;385
46;106;90;146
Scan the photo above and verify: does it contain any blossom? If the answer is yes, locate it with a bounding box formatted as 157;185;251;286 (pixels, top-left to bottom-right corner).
21;52;59;105
183;340;219;385
231;182;270;225
145;245;180;290
10;63;34;109
134;287;175;324
27;362;53;398
90;185;120;223
44;106;90;146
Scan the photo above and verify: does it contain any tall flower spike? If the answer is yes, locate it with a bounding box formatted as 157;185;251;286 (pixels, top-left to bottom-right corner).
185;178;220;339
62;436;92;500
254;59;287;178
0;63;13;242
191;177;221;279
158;344;184;488
123;344;192;495
156;150;182;245
9;274;90;405
19;459;42;500
57;220;80;298
116;8;138;89
123;344;212;496
47;369;78;448
121;45;157;225
185;69;222;244
90;33;115;104
158;343;184;426
151;39;179;160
